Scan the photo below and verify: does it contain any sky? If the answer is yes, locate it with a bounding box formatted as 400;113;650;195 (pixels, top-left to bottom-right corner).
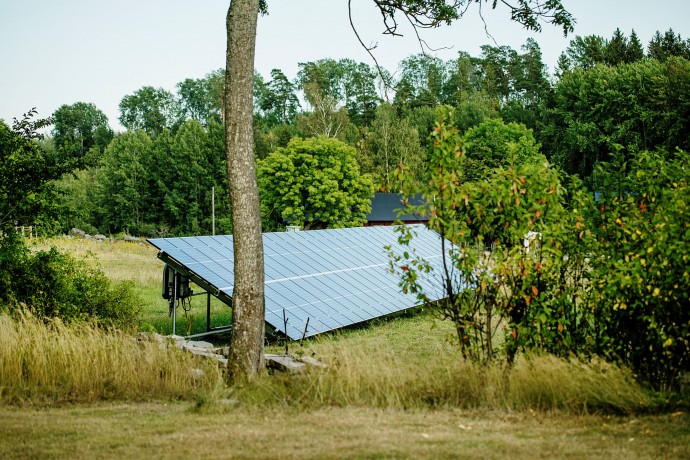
1;0;690;132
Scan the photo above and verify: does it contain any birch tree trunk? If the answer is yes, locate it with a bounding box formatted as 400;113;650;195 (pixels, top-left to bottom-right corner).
224;0;265;379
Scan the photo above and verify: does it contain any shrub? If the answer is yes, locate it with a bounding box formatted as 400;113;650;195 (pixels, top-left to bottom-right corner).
390;106;595;364
0;233;141;330
392;108;689;391
590;148;690;389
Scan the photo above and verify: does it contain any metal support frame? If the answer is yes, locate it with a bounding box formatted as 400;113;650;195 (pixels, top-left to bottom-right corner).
161;252;233;338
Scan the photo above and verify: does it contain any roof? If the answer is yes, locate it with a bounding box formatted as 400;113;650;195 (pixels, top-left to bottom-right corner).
149;225;449;340
366;193;428;223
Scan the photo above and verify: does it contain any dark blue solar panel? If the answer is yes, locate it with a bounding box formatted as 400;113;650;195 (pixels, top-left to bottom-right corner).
149;225;451;340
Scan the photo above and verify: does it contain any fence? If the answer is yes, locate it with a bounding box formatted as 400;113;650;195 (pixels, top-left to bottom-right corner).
14;226;36;238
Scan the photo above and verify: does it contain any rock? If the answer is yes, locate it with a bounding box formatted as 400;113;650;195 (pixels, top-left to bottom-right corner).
265;354;307;373
94;234;107;241
296;355;326;368
123;235;141;243
187;340;214;349
216;347;230;356
70;228;86;237
264;354;325;373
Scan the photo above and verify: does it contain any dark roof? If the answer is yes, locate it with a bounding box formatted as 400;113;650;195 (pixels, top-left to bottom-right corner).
366;193;428;223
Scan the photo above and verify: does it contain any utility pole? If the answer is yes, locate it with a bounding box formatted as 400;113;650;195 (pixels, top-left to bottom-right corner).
212;186;216;236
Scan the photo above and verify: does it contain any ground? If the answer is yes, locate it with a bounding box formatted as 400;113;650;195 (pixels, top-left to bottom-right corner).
1;403;688;459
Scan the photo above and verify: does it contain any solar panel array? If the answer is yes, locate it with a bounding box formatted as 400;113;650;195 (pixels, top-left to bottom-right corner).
149;225;449;340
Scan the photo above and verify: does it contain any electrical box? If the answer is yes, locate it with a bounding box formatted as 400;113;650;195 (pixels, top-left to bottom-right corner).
162;265;193;300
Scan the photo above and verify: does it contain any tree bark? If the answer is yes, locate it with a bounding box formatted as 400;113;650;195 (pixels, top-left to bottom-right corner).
225;0;265;380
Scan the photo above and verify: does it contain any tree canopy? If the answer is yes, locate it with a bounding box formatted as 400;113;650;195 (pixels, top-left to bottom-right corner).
258;136;374;230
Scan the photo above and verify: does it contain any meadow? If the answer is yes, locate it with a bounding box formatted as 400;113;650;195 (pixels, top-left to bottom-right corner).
1;236;688;458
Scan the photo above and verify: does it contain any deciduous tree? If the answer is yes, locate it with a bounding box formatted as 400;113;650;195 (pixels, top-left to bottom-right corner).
258;137;374;230
119;86;180;136
0;109;67;230
52;102;113;163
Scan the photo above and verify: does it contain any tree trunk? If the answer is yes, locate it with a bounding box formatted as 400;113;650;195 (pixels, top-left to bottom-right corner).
225;0;265;380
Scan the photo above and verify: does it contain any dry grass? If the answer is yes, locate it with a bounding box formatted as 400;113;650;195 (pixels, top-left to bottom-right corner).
249;313;652;414
1;402;688;459
0;312;224;404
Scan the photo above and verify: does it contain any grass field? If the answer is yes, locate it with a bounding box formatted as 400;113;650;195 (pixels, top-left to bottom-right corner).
5;236;687;458
1;403;688;459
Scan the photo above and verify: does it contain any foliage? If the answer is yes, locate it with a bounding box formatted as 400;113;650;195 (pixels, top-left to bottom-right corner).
258;137;374;230
392;109;690;390
176;69;225;126
370;0;574;37
154;120;228;236
118;86;180;136
390;107;593;364
547;57;690;183
52;102;113;165
590;148;690;389
0;110;75;231
462;118;542;181
0;233;141;329
648;28;690;61
95;131;153;234
362;102;426;191
254;68;301;127
48;168;100;235
297;82;350;139
395;54;448;108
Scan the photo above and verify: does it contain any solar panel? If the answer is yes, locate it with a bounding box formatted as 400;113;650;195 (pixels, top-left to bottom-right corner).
149;225;450;340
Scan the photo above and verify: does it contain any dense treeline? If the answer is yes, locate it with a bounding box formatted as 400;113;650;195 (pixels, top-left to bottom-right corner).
13;27;690;237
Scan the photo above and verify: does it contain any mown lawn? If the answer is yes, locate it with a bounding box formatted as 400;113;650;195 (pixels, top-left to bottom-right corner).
1;403;688;459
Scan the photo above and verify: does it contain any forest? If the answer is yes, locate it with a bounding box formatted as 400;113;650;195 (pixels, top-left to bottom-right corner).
2;27;689;238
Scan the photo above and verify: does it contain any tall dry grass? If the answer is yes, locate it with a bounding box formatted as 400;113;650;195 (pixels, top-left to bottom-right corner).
0;312;224;404
0;309;653;413
239;317;652;414
238;350;651;414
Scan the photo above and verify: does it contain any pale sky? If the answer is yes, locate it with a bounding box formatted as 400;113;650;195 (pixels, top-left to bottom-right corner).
1;0;689;132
